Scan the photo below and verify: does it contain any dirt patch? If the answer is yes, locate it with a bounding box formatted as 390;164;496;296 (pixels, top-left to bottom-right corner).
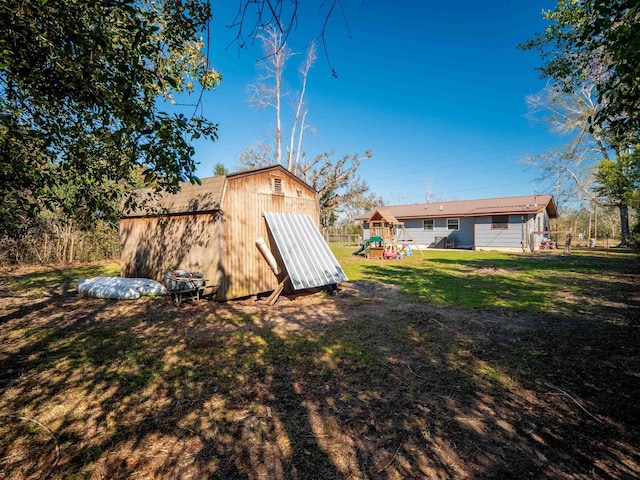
474;265;518;275
1;268;639;479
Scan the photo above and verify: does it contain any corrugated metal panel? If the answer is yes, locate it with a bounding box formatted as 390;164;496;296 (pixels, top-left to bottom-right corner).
264;212;348;291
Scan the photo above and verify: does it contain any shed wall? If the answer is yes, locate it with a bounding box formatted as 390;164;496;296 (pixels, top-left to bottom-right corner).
120;167;320;301
220;171;319;300
120;212;224;286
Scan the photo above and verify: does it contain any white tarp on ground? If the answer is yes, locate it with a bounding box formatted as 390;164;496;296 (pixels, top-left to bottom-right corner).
77;277;167;300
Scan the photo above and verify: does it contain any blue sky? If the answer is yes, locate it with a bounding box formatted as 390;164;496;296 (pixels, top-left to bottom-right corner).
181;1;563;205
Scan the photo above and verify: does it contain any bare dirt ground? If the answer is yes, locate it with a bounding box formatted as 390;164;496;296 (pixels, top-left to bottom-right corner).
1;264;639;479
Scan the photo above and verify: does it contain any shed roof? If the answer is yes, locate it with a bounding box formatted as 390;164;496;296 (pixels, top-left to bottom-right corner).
121;176;226;218
356;195;558;222
227;164;316;192
121;165;316;218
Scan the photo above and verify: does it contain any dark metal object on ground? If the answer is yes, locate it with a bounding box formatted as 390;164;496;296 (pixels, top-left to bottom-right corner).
164;270;206;305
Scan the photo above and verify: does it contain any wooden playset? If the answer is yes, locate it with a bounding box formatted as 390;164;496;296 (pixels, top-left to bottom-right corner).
354;208;422;259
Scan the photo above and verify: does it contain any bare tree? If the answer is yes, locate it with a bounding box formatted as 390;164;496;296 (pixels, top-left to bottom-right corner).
525;81;637;245
243;28;375;227
228;0;346;75
292;150;375;227
287;42;317;170
524;82;609;203
235;141;275;170
248;28;317;169
248;26;292;165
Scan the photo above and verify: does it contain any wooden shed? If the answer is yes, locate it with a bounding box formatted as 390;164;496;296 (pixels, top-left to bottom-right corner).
120;165;321;300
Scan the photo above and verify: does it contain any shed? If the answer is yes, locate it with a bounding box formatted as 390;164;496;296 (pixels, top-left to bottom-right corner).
120;165;322;300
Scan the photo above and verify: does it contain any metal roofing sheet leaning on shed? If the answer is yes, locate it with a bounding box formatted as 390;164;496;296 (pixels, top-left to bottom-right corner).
263;212;348;291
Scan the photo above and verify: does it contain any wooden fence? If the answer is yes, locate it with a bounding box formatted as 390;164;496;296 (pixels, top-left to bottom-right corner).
323;233;363;245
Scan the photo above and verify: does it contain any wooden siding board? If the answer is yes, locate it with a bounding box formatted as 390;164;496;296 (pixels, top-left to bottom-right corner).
120;213;224;285
220;172;319;300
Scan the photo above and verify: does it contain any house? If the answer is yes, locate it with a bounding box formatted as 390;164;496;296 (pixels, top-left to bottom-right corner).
120;165;329;300
356;194;558;252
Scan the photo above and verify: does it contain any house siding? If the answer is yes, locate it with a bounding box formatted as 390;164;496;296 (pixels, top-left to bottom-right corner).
366;217;474;249
475;215;527;249
364;214;549;251
359;195;557;251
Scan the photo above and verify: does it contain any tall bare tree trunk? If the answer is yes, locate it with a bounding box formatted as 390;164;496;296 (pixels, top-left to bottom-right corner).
275;60;282;165
618;204;630;246
294;111;308;172
287;43;316;170
248;27;291;166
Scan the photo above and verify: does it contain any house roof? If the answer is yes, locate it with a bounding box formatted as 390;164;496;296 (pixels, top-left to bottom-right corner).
121;165;315;218
356;195;558;222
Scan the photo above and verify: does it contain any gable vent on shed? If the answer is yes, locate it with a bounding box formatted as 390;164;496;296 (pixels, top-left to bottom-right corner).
272;177;283;195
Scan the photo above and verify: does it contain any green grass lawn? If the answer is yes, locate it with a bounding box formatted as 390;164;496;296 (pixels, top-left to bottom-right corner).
334;243;638;315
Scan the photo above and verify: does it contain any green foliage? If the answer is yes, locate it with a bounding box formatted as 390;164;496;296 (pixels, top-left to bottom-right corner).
0;0;221;230
522;0;640;136
594;152;640;207
594;151;640;244
213;162;229;176
523;3;640;243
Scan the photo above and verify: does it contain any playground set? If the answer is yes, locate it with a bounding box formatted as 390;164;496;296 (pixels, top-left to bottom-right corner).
352;208;422;259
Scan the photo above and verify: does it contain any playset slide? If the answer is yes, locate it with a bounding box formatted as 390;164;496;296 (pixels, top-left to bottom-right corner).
352;236;383;256
352;239;371;255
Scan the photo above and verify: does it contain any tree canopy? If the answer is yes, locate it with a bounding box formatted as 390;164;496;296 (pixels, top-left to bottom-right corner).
521;0;640;136
523;0;640;245
0;0;220;230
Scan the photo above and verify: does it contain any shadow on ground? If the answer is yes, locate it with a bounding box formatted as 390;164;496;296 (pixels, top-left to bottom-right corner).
1;259;639;479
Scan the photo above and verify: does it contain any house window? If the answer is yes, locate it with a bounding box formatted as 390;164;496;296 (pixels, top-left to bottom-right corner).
423;219;434;231
272;177;283;195
447;218;459;231
491;215;509;230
